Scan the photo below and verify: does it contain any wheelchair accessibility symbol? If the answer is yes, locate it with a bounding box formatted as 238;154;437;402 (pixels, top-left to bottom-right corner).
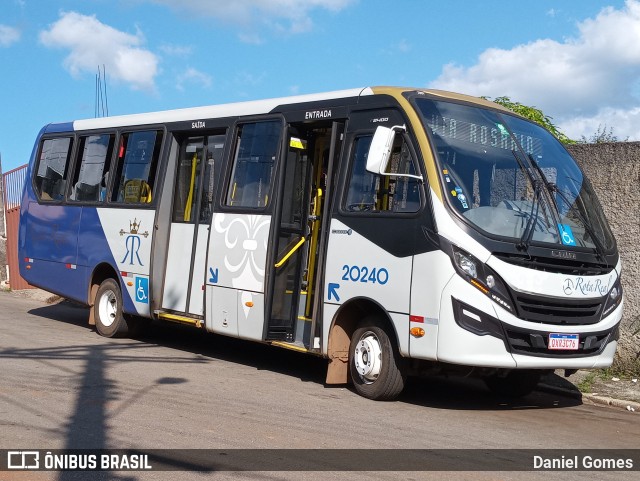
558;223;577;246
135;276;149;304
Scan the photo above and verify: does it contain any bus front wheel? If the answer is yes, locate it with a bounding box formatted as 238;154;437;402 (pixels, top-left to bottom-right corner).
94;279;130;338
349;320;406;401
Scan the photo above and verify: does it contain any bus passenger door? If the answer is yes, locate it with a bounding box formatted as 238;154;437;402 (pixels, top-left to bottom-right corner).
266;122;344;346
266;128;311;341
162;134;225;316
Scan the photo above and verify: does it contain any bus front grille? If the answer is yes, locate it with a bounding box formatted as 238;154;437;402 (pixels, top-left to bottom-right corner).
513;292;605;325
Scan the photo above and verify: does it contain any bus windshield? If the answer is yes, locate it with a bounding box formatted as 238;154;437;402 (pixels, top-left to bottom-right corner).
415;98;616;252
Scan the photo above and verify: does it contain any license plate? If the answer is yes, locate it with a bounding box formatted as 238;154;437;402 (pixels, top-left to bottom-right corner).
548;333;579;350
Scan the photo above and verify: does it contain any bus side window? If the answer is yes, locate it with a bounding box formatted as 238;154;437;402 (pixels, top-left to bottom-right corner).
173;137;205;223
35;137;73;202
69;134;115;202
111;130;163;204
345;135;421;213
225;121;282;208
172;133;226;224
200;134;226;223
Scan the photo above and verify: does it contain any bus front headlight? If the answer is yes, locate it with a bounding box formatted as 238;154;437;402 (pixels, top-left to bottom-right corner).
450;246;515;314
602;275;623;318
453;251;478;278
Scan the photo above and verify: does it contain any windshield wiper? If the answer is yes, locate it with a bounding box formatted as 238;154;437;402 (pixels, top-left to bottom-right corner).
528;154;608;264
517;179;542;252
511;150;544;252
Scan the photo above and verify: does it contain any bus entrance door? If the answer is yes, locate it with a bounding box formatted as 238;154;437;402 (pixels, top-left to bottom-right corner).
266;122;344;347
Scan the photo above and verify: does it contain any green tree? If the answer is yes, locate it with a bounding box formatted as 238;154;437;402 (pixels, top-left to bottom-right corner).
579;124;628;143
483;96;576;145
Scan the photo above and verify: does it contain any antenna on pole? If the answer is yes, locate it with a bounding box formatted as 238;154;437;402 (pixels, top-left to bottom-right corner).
97;67;101;117
95;72;98;118
94;65;110;118
103;64;109;117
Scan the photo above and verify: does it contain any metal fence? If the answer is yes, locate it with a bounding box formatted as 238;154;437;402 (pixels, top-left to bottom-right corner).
2;164;32;290
3;164;27;211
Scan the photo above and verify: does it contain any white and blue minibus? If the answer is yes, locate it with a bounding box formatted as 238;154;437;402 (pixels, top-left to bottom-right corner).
19;87;623;400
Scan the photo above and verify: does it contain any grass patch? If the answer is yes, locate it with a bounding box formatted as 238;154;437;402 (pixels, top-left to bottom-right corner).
603;361;640;379
576;367;639;393
576;371;597;393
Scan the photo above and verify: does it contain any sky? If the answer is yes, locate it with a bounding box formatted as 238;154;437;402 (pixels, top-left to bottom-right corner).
1;0;639;171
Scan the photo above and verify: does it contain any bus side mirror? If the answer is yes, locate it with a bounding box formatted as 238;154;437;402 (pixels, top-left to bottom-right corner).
366;126;398;175
366;125;423;182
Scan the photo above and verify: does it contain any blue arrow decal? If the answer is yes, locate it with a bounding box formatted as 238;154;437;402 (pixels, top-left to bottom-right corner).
209;267;219;284
328;282;340;302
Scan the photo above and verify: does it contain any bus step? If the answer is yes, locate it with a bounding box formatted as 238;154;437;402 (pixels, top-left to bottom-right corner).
270;341;309;353
155;311;204;329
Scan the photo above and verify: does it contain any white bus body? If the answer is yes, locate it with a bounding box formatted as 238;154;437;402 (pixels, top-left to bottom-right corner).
19;87;623;400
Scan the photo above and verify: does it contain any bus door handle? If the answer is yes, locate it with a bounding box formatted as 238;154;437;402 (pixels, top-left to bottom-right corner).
274;236;306;268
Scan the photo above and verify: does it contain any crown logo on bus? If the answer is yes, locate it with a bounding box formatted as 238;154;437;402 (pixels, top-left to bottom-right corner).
119;218;149;238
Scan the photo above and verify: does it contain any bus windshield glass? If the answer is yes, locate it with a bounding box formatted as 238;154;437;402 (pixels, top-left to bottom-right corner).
415;98;615;251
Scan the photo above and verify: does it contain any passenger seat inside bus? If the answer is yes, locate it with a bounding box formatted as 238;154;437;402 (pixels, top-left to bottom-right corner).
40;166;64;200
124;179;152;203
74;182;99;201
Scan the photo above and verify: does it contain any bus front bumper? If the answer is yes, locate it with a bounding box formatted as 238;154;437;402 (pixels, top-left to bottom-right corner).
428;275;622;369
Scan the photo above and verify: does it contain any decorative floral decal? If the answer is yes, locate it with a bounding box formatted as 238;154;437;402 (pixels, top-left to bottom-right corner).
213;214;270;292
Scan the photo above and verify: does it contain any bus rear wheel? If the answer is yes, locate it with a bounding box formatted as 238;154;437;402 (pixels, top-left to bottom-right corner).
94;279;131;338
349;320;406;401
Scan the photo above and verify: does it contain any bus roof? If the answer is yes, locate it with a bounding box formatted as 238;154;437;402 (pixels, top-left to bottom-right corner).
58;86;510;132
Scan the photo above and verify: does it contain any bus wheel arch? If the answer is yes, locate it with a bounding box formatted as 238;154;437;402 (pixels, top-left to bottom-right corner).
325;298;404;396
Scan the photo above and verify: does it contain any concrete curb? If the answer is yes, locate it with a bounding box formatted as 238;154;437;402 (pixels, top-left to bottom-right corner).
538;382;639;412
582;393;640;412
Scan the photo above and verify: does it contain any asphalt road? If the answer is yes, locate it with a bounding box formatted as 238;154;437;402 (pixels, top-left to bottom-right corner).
0;292;638;481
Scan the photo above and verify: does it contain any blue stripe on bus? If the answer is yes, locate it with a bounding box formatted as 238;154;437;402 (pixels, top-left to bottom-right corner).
43;122;74;134
78;207;137;313
20;205;137;313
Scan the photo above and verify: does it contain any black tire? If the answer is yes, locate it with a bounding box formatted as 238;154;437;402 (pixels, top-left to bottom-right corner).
349;319;406;401
484;369;543;398
94;278;131;338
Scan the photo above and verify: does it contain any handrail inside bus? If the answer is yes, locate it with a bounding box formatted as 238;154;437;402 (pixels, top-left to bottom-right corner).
274;236;306;268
